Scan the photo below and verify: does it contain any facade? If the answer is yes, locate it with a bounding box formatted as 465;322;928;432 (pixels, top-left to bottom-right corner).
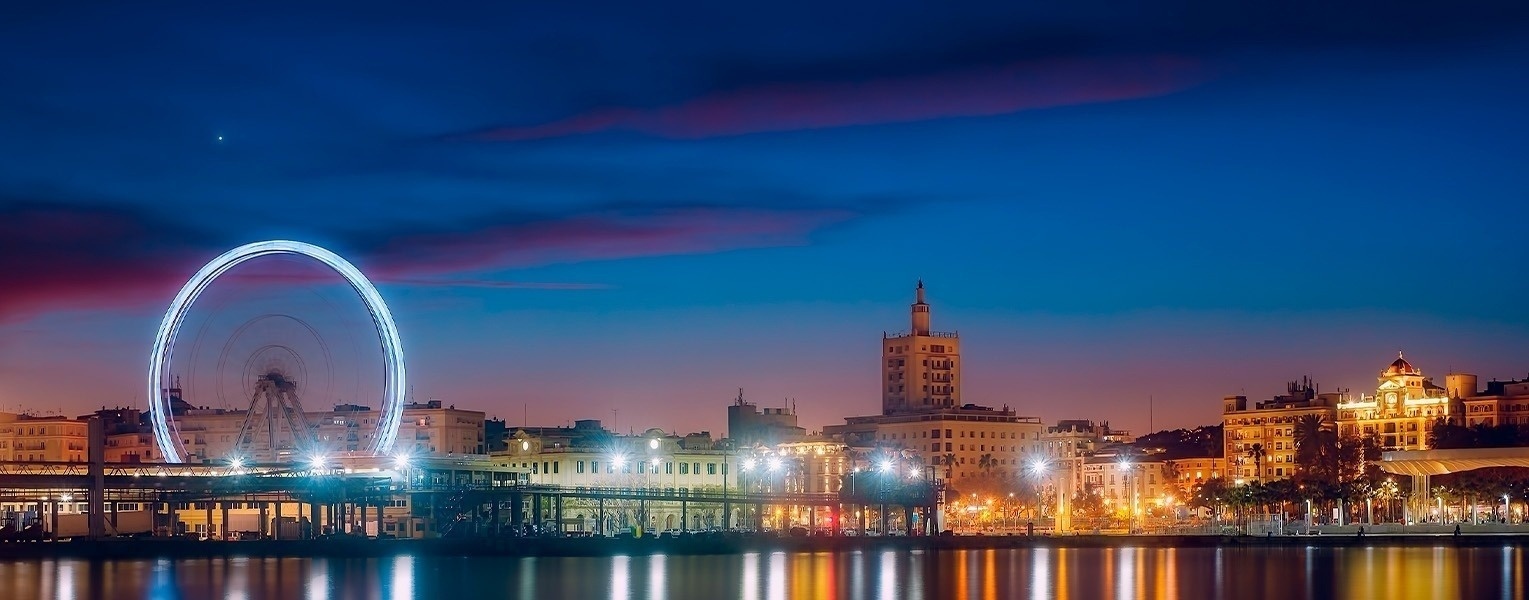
1081;454;1171;512
1222;378;1343;483
1335;354;1458;451
0;413;89;462
881;281;962;414
1041;420;1133;462
100;399;486;465
1459;379;1529;427
493;425;744;532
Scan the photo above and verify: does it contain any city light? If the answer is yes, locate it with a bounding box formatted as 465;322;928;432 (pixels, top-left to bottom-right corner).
147;240;408;463
767;456;782;472
229;456;246;471
393;453;412;470
1028;459;1048;475
649;438;659;450
611;453;628;469
741;458;756;472
878;460;894;473
308;454;328;472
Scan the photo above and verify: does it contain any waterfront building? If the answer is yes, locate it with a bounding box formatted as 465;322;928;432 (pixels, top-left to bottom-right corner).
882;281;962;414
1335;354;1460;451
1222;377;1343;483
492;422;745;532
0;412;89;462
824;282;1044;486
94;393;486;464
1081;453;1171;514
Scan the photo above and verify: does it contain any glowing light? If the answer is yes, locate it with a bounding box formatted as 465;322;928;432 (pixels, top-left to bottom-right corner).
878;460;894;473
393;453;411;470
61;494;74;502
229;457;246;471
651;458;661;468
1029;459;1049;475
767;457;782;472
612;453;628;468
520;440;530;451
308;454;328;472
742;458;756;472
649;438;660;450
147;240;407;463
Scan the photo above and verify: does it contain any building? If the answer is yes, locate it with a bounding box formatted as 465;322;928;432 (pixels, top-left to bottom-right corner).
1041;420;1133;462
824;282;1044;487
0;413;89;462
1335;353;1458;451
881;281;962;414
727;390;806;447
493;424;742;532
1081;453;1171;514
96;394;486;465
1222;377;1343;483
1459;378;1529;427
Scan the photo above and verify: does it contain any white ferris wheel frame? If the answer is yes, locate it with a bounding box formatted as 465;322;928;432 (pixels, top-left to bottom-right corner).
146;240;407;463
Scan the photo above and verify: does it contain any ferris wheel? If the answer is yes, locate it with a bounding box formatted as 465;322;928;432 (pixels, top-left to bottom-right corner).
146;240;407;464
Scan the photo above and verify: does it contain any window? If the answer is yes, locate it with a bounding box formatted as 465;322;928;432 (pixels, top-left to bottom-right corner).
553;462;559;474
681;463;690;475
693;462;701;474
707;463;717;475
577;461;586;474
665;462;673;475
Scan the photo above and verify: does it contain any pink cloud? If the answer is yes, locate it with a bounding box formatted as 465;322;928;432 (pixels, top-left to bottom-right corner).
467;56;1207;141
0;204;851;321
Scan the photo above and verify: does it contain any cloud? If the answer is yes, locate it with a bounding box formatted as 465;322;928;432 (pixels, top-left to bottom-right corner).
460;56;1207;142
0;201;858;321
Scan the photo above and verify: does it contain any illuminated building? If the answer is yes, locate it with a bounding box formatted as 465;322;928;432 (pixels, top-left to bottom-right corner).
824;282;1044;484
0;413;89;462
493;424;745;531
1222;377;1343;482
1335;353;1458;451
99;392;486;464
1458;378;1529;426
882;280;961;414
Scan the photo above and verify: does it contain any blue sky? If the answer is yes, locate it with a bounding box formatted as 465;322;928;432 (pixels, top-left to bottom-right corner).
2;1;1527;434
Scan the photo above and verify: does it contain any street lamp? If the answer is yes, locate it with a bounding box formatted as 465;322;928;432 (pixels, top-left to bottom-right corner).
1118;457;1134;534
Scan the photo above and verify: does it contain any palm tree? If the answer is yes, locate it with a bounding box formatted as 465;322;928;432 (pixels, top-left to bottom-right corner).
943;453;958;481
1246;443;1267;483
978;453;995;476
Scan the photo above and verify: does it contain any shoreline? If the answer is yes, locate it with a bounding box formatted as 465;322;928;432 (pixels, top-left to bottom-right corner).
2;533;1527;560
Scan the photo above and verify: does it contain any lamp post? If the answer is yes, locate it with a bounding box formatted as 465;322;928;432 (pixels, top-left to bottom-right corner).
1118;457;1134;534
1028;459;1049;530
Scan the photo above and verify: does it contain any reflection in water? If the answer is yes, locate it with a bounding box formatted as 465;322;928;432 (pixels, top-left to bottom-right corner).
741;552;759;600
0;544;1523;599
389;555;414;600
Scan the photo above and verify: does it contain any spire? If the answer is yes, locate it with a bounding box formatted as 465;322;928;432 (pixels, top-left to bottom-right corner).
911;280;931;335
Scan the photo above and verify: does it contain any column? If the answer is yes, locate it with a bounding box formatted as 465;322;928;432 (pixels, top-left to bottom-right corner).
274;502;283;541
220;503;230;540
259;502;269;539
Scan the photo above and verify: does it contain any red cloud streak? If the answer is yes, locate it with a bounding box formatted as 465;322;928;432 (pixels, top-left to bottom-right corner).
0;206;850;321
470;56;1207;141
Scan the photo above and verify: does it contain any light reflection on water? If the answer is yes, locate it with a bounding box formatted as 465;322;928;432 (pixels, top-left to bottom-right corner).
0;545;1522;600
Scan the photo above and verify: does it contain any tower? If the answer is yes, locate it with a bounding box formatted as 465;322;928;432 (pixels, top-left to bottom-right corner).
881;281;961;414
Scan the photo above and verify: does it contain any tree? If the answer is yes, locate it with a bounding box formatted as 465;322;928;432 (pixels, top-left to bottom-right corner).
942;453;958;481
978;453;995;476
1294;414;1341;484
1246;443;1267;482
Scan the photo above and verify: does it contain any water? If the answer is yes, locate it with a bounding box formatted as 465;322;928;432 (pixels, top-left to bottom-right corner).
0;545;1524;599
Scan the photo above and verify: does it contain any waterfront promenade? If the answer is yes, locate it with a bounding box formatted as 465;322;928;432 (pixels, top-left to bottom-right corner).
4;531;1529;561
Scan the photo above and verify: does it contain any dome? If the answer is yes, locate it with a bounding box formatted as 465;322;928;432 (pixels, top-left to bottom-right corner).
1383;352;1419;376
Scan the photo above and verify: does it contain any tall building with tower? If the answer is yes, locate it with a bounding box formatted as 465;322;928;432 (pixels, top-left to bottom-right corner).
881;281;962;414
826;282;1043;485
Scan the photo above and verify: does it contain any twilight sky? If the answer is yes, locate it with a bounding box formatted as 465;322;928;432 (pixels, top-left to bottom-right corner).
2;1;1528;436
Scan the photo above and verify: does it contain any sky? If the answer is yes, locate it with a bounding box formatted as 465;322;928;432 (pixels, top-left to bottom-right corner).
2;1;1529;436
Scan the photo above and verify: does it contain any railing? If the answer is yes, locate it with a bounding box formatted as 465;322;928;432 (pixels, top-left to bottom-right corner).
884;331;959;339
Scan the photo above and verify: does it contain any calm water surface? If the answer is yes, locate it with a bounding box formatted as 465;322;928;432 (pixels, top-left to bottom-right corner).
1;546;1525;600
